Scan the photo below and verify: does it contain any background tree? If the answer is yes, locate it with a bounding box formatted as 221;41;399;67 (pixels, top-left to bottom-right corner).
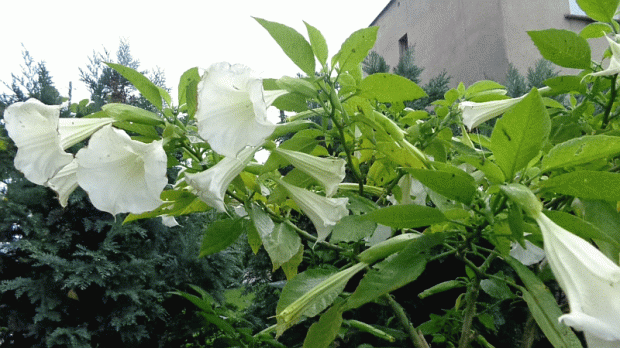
362;51;390;75
392;46;423;84
505;59;558;97
79;39;168;113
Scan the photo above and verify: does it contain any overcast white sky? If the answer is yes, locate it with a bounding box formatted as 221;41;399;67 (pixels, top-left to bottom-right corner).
1;0;389;103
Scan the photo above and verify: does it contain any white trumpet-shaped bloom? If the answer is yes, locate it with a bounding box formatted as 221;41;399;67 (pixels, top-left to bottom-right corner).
274;148;346;197
535;213;620;345
589;35;620;77
3;98;114;186
458;97;524;130
4;99;74;185
278;179;349;242
185;147;257;213
46;160;78;207
195;62;287;158
388;174;428;206
75;125;167;215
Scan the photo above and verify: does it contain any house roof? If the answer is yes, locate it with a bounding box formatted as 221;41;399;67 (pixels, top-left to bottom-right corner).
369;0;397;27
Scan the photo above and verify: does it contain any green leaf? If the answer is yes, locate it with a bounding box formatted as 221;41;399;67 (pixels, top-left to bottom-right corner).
281;246;304;280
249;203;302;271
581;200;620;260
480;278;515;300
346;234;444;310
361;205;446;229
540;170;620;201
579;22;613;39
254;17;315;76
330;215;377;243
304;21;328;66
464;80;506;99
543;75;587;94
576;0;620;22
542;135;620;172
178;67;200;108
102;103;164;125
359;73;427;103
527;29;591;69
276;264;366;336
332;27;379;74
302;303;344;348
505;256;583;348
105;62;163;110
543;209;620;249
491;88;550;179
406;167;477;205
458;155;506;184
199;218;246;256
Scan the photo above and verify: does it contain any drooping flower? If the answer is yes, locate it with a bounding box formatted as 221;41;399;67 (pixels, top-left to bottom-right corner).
458;97;524;130
274;148;346;197
4;99;74;185
46;160;78;207
589;35;620;77
75;125;167;215
535;213;620;345
277;179;349;242
3;98;114;186
195;62;287;158
185;147;257;213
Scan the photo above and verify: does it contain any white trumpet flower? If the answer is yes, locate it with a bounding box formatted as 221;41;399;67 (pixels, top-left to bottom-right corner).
46;160;78;207
535;213;620;345
3;98;114;186
277;179;348;242
274;148;346;197
195;62;287;158
589;35;620;77
75;125;167;215
458;97;524;130
185;147;257;213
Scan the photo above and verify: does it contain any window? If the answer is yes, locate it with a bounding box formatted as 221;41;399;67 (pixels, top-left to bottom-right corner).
399;34;408;59
568;0;587;16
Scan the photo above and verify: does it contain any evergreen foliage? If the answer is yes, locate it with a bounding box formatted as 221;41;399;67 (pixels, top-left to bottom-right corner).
362;51;390;75
392;46;423;84
505;59;559;97
505;63;528;98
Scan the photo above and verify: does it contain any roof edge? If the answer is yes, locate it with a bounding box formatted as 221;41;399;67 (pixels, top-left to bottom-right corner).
369;0;397;27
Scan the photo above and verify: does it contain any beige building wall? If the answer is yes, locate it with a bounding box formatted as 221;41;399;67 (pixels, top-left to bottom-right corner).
370;0;608;87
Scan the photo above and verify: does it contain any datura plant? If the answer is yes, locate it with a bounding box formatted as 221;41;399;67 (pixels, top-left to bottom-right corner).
5;1;620;346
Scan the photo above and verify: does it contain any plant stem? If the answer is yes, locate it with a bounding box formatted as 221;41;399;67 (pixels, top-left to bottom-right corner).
384;295;429;348
602;74;617;129
457;277;481;348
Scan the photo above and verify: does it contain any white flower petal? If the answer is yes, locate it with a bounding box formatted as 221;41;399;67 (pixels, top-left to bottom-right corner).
458;97;523;130
161;215;180;227
274;148;346;197
195;62;286;157
536;213;620;342
185;147;256;212
590;36;620;77
76;126;167;215
4;99;73;185
58;117;115;149
560;312;620;341
278;180;348;242
46;160;78;207
509;240;545;266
